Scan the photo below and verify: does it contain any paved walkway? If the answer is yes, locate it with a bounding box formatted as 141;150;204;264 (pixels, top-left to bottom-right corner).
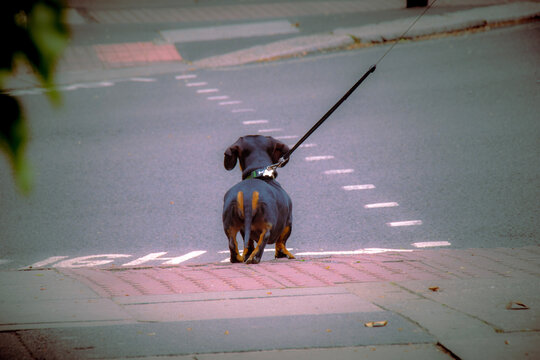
1;246;539;359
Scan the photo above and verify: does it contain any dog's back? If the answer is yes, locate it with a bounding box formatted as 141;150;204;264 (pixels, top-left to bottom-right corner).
223;179;292;243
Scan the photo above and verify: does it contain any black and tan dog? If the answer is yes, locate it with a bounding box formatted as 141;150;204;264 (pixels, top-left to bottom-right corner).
223;135;295;264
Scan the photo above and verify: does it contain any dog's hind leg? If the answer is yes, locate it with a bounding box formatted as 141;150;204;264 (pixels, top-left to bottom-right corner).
226;227;244;263
275;225;295;259
246;223;272;264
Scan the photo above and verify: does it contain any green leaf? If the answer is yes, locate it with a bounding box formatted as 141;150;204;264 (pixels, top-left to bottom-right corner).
0;94;33;194
26;1;68;104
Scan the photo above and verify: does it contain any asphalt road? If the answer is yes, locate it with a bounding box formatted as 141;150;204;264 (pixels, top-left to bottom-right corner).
1;23;538;269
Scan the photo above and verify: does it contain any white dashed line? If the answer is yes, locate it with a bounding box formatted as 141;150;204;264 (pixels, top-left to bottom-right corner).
364;202;399;209
175;74;197;79
275;135;299;140
342;184;376;191
130;77;156;82
295;248;413;256
186;82;208;87
305;155;334;161
324;169;354;175
232;108;256;113
258;128;283;133
243;120;268;125
412;241;451;248
208;96;229;100
219;101;242;105
197;88;219;93
61;82;115;91
387;220;423;227
299;143;317;148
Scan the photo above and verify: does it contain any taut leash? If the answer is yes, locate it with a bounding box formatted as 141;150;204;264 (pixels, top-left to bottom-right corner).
263;0;439;177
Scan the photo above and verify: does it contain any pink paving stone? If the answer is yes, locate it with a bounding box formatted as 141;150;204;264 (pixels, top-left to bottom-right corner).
258;263;330;287
117;271;175;295
174;268;220;280
62;268;144;297
294;263;350;283
226;276;278;291
199;277;237;292
138;268;201;294
94;42;182;66
316;263;366;282
204;267;251;279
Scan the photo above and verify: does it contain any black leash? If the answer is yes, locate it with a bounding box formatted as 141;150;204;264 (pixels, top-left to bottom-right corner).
264;0;439;174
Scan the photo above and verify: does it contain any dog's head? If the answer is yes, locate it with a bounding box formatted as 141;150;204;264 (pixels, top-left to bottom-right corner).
224;135;289;176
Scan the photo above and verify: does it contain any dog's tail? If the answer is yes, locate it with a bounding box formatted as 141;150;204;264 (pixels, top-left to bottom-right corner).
237;190;259;257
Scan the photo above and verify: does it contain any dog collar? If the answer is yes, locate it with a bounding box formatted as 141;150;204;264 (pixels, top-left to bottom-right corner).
245;167;276;180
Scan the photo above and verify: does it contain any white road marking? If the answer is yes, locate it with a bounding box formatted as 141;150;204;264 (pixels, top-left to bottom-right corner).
258;128;283;133
299;143;317;148
324;169;354;175
305;155;334;161
55;254;132;268
186;82;208;87
295;248;413;256
412;241;451;248
130;77;156;82
61;82;115;91
121;252;169;266
243;120;268;125
161;251;207;265
275;135;299;140
342;184;376;190
387;220;423;227
175;74;197;79
364;202;399;209
208;96;229;100
23;256;69;269
220;101;242;105
197;88;219;93
232;108;256;113
118;251;209;266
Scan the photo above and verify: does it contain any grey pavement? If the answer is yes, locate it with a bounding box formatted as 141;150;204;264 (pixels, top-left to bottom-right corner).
1;246;539;359
4;1;540;89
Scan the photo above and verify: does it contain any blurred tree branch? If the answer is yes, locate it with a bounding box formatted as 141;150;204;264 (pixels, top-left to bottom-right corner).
1;0;69;194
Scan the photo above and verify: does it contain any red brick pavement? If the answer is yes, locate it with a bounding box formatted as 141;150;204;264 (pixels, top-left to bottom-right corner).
57;42;182;71
59;246;540;298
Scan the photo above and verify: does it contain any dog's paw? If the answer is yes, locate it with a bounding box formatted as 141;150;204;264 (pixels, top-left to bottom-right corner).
275;249;295;260
230;254;244;263
245;256;261;264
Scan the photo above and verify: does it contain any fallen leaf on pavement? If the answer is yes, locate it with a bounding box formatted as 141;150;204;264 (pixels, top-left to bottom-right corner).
429;286;440;292
364;321;388;328
506;301;529;310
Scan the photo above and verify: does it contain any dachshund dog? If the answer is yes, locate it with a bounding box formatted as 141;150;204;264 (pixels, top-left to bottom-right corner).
223;135;295;264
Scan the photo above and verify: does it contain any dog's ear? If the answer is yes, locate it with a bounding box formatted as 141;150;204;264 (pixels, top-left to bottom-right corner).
268;137;290;164
224;139;242;170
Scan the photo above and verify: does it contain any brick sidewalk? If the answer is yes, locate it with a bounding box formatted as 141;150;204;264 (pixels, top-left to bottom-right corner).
60;246;540;298
57;42;182;71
